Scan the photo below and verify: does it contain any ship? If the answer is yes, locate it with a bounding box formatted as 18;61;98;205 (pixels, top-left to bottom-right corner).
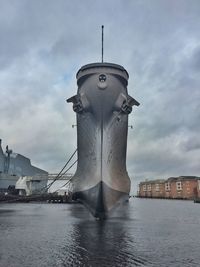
0;139;48;193
67;62;139;219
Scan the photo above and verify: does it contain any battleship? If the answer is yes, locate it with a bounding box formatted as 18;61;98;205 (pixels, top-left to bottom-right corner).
67;27;139;219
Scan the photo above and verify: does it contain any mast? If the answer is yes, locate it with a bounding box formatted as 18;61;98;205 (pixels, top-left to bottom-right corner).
101;25;104;63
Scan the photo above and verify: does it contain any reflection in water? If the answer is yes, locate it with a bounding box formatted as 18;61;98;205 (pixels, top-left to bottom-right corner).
0;199;200;267
59;202;153;267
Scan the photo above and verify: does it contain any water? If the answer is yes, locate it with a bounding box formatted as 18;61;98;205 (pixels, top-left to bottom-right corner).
0;198;200;267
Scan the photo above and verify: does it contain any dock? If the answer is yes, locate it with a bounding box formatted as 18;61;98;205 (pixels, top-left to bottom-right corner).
0;193;77;204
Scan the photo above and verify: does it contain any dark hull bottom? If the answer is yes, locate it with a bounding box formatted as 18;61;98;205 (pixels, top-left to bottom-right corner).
72;181;129;219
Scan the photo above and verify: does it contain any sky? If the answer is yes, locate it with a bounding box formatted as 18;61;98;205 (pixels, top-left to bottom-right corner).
0;0;200;190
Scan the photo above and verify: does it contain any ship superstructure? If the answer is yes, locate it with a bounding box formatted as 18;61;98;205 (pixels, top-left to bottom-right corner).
0;139;48;190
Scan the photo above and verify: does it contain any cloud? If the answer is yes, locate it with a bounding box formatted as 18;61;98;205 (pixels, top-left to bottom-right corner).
0;0;200;191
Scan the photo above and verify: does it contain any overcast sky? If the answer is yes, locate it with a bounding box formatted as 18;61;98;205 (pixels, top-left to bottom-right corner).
0;0;200;190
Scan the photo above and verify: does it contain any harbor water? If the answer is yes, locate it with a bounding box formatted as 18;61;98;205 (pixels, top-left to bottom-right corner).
0;198;200;267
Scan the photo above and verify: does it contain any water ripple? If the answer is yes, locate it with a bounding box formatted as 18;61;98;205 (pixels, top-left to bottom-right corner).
0;200;200;267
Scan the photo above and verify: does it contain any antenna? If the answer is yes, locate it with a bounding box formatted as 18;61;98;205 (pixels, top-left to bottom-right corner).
101;25;104;63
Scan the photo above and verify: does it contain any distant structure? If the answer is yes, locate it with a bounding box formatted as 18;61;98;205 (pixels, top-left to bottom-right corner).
0;139;48;190
138;176;200;200
15;176;48;196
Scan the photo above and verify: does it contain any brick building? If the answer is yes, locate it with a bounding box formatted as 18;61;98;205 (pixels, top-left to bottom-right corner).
197;180;200;198
138;176;200;200
138;179;165;198
166;176;199;200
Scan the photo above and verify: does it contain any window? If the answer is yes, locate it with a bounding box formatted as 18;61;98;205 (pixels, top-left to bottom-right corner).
165;182;170;191
176;181;182;191
155;184;160;192
147;184;152;191
143;185;147;191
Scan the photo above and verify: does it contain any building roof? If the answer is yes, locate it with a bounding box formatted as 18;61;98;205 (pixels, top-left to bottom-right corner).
139;176;200;186
139;179;165;185
167;176;200;181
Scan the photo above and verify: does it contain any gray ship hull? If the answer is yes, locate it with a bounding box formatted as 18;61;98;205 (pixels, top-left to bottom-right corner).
73;181;128;219
67;63;139;218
